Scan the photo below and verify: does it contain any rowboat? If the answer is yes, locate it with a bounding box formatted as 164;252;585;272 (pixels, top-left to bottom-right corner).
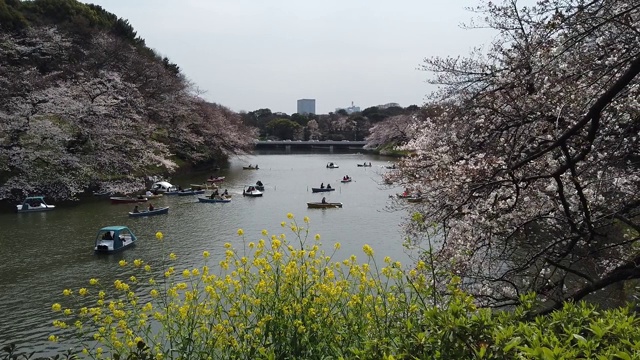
128;206;169;217
206;176;226;183
357;163;372;167
198;197;231;203
94;226;137;254
177;189;205;196
307;202;343;209
326;162;339;169
144;193;164;199
110;196;148;204
243;165;259;170
340;178;352;183
16;196;55;213
311;187;335;193
190;183;216;190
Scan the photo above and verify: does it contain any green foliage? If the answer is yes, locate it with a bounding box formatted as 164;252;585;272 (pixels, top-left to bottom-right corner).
0;0;28;30
43;216;640;359
266;118;301;140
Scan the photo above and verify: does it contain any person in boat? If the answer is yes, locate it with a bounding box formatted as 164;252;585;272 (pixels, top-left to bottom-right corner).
256;180;263;187
320;182;324;189
327;183;332;189
148;203;154;211
178;185;182;191
369;162;372;166
247;186;255;192
223;189;229;196
321;197;327;204
133;205;140;213
102;231;113;240
210;189;219;199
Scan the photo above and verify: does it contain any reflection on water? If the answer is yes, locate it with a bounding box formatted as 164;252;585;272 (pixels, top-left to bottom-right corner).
0;153;411;355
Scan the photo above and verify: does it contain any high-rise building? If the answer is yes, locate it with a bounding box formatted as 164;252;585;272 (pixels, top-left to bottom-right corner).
297;99;316;115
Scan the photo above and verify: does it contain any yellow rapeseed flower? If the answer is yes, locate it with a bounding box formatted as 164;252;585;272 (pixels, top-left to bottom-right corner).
334;242;341;249
224;242;231;248
150;289;159;298
144;264;151;272
48;335;58;342
237;228;244;236
281;221;286;227
89;278;98;285
261;229;268;236
78;288;88;296
362;244;374;257
51;303;62;312
303;216;310;223
315;234;321;240
119;260;127;267
64;309;72;316
134;259;143;267
155;231;163;240
62;289;72;296
182;269;191;278
287;212;294;219
203;251;210;258
169;253;177;260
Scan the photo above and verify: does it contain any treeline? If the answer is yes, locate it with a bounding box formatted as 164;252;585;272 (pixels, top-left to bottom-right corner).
0;0;256;202
240;105;419;142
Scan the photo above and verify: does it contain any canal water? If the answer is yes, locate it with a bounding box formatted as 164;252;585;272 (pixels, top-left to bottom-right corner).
0;153;412;356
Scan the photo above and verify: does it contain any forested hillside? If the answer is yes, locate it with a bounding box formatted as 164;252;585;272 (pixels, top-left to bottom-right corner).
0;0;257;202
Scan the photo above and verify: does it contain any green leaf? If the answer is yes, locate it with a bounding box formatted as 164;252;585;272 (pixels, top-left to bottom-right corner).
615;352;631;360
503;337;521;353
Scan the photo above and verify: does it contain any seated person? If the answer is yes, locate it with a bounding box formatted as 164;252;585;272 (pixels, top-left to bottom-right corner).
102;231;113;240
223;189;229;196
320;183;324;189
321;197;327;204
256;180;263;186
132;205;140;213
327;184;332;189
148;203;154;211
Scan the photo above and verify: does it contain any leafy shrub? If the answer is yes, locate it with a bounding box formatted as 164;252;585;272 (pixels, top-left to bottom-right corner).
44;215;640;359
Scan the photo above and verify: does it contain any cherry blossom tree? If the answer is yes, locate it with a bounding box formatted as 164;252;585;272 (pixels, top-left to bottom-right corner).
391;0;640;312
0;25;256;202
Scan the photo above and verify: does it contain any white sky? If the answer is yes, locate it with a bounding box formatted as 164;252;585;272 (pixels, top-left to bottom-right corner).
81;0;497;114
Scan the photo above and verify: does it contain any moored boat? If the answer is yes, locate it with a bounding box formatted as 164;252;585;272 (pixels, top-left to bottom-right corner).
110;196;148;204
307;202;343;209
94;226;137;254
340;177;352;183
326;162;339;169
16;196;55;213
198;197;231;203
311;187;335;193
128;206;169;217
243;165;259;170
357;162;372;167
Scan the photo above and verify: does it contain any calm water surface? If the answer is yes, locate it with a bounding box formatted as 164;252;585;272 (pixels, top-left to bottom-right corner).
0;153;412;355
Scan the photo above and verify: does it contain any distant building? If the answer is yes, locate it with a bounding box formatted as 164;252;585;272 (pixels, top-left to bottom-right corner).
297;99;316;115
377;102;400;109
335;101;361;114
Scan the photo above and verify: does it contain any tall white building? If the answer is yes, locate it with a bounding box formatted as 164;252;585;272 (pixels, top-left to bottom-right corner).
297;99;316;115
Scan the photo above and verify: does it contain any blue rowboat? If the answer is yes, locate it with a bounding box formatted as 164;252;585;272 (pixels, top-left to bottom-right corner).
128;206;169;217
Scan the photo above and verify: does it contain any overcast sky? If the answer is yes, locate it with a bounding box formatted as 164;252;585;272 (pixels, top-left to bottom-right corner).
81;0;496;114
